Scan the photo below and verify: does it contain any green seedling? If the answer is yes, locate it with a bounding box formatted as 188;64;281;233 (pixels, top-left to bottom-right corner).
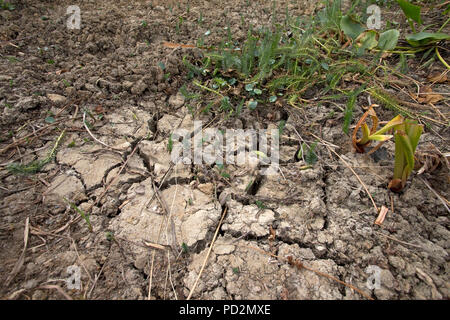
247;100;258;110
7;56;18;63
45;116;55;124
106;231;114;241
7;130;65;175
64;198;93;232
255;200;266;209
297;142;318;165
352;105;403;153
388;119;423;192
0;0;15;10
167;134;173;153
176;16;183;34
352;106;423;192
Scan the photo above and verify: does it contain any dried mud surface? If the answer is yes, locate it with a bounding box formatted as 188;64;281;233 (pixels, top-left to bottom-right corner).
0;0;449;300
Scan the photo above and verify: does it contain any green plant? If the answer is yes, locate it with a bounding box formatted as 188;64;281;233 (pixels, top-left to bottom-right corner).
64;198;93;232
395;0;450;68
297;141;318;165
352;106;423;192
255;200;266;209
167;134;173;153
352;105;403;153
7;130;65;175
6;56;18;63
0;0;15;10
397;0;422;33
340;15;400;55
106;231;114;241
343;85;366;134
388;119;423;192
176;16;183;34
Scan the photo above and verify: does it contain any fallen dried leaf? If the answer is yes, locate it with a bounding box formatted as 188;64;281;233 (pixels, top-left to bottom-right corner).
417;86;444;104
427;71;448;84
94;105;104;114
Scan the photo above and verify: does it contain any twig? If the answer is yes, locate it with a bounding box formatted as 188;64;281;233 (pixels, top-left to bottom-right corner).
163;172;179;299
38;285;73;300
93;139;142;207
83;111;118;150
5;217;30;286
244;244;373;300
147;176;175;300
87;250;111;299
287;256;374;300
374;231;423;249
0;120;62;154
187;207;228;300
419;177;450;214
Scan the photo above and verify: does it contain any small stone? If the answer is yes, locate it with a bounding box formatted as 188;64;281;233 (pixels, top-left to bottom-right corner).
388;256;405;270
157;114;182;134
122;80;133;90
214;243;235;255
43;174;85;206
314;245;327;257
379;269;395;289
134;253;148;270
197;183;214;195
0;75;12;81
168;92;185;109
135;185;146;195
374;287;395;300
15;96;38;110
298;248;316;260
219;190;231;206
131;80;147;95
140;101;156;109
310;217;325;230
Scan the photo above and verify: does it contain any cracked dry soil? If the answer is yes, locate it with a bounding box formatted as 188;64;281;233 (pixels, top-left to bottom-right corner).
0;0;449;300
